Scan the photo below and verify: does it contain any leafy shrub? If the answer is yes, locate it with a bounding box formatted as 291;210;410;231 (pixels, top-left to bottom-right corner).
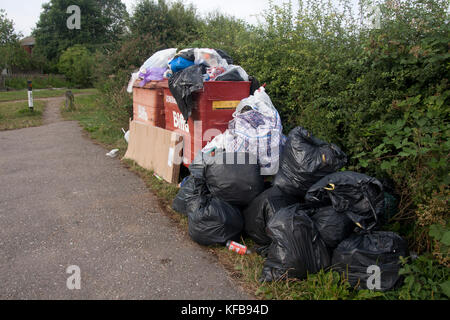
385;255;450;300
58;45;94;88
5;74;68;90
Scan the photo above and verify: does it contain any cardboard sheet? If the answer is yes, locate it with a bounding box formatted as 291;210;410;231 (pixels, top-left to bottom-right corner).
124;120;183;184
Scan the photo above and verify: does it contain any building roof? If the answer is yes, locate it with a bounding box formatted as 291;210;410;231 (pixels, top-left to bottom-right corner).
20;36;35;46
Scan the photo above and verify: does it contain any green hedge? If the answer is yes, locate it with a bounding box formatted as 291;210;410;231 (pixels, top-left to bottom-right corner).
5;74;68;90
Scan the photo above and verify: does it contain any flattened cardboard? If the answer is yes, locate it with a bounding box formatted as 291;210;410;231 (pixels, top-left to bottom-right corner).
124;120;183;184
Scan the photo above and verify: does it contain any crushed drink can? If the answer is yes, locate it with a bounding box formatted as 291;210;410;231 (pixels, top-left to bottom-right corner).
226;240;251;255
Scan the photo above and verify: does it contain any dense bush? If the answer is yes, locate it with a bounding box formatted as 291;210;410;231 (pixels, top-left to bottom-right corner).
5;74;68;90
58;45;94;88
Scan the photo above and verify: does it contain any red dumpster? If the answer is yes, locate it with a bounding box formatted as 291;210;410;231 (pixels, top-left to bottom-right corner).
133;80;168;128
164;81;251;166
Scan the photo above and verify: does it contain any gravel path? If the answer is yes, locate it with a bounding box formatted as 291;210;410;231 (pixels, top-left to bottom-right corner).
0;97;250;300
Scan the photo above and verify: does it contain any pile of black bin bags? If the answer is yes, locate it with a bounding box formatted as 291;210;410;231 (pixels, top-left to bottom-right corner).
172;127;409;291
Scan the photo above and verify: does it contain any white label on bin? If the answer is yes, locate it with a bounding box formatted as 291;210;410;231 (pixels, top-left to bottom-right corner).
138;105;148;121
166;95;177;104
167;147;174;167
173;111;189;133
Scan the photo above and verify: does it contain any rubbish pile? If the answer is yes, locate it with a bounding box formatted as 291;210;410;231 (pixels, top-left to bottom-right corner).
133;48;408;292
173;126;407;291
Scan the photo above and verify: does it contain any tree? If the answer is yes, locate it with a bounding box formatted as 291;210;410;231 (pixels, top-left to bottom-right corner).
129;0;200;47
0;9;28;72
58;45;94;87
33;0;128;62
0;9;20;46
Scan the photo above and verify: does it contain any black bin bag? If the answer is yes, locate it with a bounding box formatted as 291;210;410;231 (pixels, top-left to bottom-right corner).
172;175;196;215
260;204;330;282
273;127;347;198
305;171;385;231
331;231;408;291
187;180;244;246
311;206;355;249
205;152;265;207
243;186;297;250
168;65;204;122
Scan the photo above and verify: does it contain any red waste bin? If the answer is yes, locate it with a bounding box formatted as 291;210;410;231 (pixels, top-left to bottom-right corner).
164;81;251;166
133;80;168;128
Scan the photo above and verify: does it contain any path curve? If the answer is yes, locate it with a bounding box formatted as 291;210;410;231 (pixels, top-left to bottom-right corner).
0;97;250;300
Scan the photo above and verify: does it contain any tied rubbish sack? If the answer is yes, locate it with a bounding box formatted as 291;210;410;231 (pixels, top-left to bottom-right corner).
187;177;244;246
305;171;385;231
242;186;297;254
204;152;265;207
310;206;354;249
260;204;330;282
168;64;204;122
172;176;196;216
332;231;408;291
202;87;284;175
273;127;347;198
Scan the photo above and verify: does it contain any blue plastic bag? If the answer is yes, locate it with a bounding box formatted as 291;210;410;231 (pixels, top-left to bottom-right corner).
169;56;195;73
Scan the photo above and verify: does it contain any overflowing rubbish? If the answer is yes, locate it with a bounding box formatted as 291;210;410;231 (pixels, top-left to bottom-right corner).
202;86;284;175
138;67;166;84
310;206;354;249
172;175;196;215
215;65;249;82
215;49;233;64
136;48;177;87
106;149;119;158
331;231;408;291
204;152;264;207
305;171;385;231
260;204;330;282
274;126;347;198
168;56;195;73
168;64;204;121
141;48;177;70
226;240;252;255
127;47;409;293
243;186;297;253
187;179;244;246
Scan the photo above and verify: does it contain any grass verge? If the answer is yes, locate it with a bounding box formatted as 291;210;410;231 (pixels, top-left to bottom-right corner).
63;94;448;300
0;100;46;130
0;88;98;102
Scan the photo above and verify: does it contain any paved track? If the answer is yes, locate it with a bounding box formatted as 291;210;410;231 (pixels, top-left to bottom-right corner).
0;98;250;300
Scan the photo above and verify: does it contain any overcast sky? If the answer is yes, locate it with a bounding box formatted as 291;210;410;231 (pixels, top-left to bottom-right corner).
0;0;301;37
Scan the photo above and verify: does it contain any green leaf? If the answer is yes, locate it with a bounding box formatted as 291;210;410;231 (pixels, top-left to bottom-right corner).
429;224;445;240
441;231;450;246
359;159;369;168
440;281;450;298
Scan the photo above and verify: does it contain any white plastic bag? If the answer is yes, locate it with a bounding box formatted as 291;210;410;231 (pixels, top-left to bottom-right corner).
215;65;249;81
127;72;139;93
122;128;130;143
234;86;277;119
194;48;228;68
202;130;234;154
140;48;177;72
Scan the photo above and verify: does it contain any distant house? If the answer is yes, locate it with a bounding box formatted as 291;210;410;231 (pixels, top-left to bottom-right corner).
20;36;35;55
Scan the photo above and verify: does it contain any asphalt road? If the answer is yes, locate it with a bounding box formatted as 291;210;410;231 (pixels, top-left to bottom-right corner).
0;98;250;300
